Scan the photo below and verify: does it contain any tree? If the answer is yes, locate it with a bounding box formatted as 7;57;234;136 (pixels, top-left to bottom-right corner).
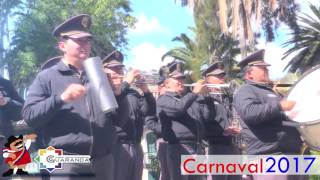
164;1;240;80
162;31;239;80
193;1;240;78
4;0;135;87
162;33;205;79
176;0;300;56
282;4;320;73
0;0;22;76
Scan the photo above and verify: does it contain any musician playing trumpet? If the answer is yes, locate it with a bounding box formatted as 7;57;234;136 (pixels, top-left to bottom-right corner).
201;61;241;180
102;50;156;180
157;61;208;180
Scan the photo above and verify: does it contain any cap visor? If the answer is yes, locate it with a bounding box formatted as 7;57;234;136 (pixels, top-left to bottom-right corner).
206;69;225;76
253;62;270;66
105;64;124;68
171;75;186;79
66;32;92;39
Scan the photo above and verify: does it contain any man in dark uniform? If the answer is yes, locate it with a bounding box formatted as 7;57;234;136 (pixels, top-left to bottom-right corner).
233;49;304;180
202;62;241;180
157;64;207;180
0;77;25;177
102;50;155;180
202;62;230;113
22;14;116;179
145;76;170;180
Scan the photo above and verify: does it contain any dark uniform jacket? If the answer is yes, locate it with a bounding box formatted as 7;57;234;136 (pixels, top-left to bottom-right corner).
22;61;116;157
134;90;156;142
157;91;205;144
0;78;24;137
112;82;156;144
189;95;211;143
203;96;233;145
145;94;163;139
233;80;302;154
145;115;162;139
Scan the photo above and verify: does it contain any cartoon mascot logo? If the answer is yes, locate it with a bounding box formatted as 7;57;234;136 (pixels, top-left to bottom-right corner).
2;134;37;177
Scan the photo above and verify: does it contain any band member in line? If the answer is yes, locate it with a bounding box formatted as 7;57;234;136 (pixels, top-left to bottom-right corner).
145;75;170;180
157;61;207;180
233;49;305;180
102;50;155;180
22;14;117;179
201;61;241;180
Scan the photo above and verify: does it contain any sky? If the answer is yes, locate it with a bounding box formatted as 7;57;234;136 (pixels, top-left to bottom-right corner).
125;0;319;80
124;0;194;71
257;0;319;80
3;0;319;80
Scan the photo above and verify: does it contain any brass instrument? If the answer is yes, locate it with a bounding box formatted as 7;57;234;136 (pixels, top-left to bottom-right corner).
273;83;293;96
183;83;230;88
230;110;247;151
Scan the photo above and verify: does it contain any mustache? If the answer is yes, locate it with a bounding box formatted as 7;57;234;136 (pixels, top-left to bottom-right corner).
14;141;23;147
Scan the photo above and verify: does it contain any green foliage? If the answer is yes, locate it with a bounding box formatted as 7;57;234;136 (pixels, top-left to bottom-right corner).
163;1;240;80
144;154;160;172
178;0;300;56
259;0;300;42
282;4;320;73
192;1;219;53
310;150;320;180
162;33;205;79
193;1;240;78
4;0;135;87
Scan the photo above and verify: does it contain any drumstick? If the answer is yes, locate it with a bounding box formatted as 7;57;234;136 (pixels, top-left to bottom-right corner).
275;83;293;87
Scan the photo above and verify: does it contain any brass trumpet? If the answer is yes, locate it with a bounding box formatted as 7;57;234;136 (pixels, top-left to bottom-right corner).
208;92;224;95
183;83;230;88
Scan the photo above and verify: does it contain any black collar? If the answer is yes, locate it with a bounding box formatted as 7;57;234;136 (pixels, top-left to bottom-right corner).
56;61;88;83
165;91;180;97
246;80;273;90
56;61;82;75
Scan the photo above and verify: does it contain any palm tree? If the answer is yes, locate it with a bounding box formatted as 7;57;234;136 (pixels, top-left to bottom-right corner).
161;33;205;79
211;34;240;78
176;0;300;56
165;1;242;80
282;4;320;73
162;32;240;79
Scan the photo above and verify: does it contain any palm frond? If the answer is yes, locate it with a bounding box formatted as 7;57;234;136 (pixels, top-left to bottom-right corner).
161;48;191;61
283;4;320;73
172;33;196;52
